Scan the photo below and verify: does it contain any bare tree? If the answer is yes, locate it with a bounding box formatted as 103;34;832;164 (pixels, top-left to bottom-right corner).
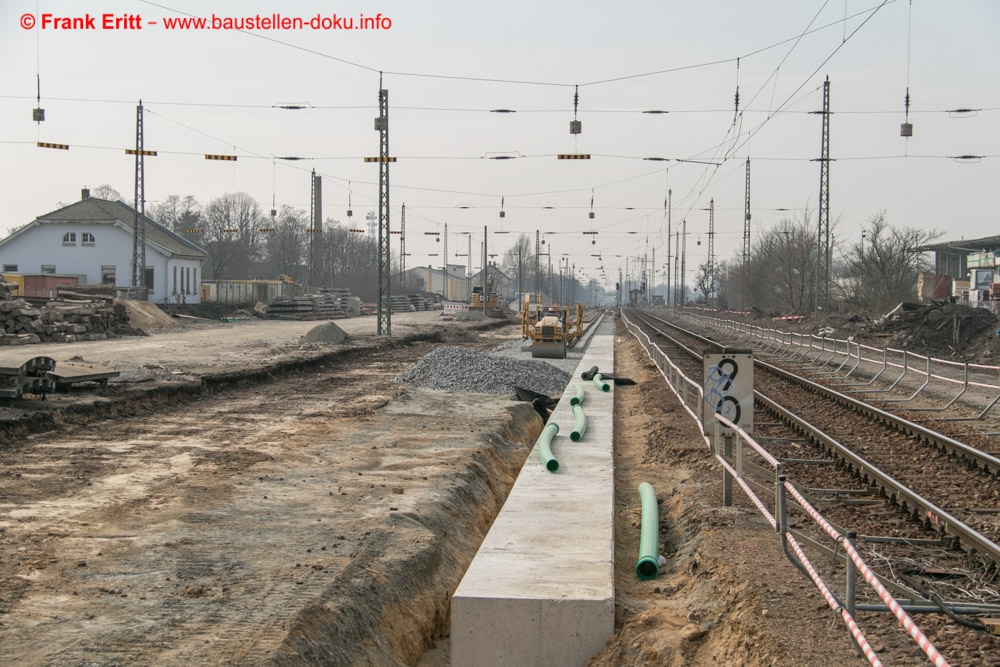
91;184;124;201
741;210;818;314
502;234;536;296
203;192;264;279
152;195;202;237
841;212;941;318
262;206;307;281
694;262;714;302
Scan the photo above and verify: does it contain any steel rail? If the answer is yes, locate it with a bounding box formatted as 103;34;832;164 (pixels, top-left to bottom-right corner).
625;308;1000;566
630;309;1000;475
757;391;1000;566
758;359;1000;476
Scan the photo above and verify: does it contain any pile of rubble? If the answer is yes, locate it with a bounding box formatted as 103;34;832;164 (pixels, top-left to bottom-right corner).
860;302;1000;362
0;281;120;346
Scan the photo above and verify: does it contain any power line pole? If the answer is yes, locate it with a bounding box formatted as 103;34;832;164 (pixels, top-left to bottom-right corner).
131;100;146;295
707;198;715;307
399;202;407;292
375;84;391;335
535;229;540;304
442;222;448;300
310;169;322;286
666;189;672;307
680;219;687;307
813;75;832;321
743;158;751;311
481;225;488;315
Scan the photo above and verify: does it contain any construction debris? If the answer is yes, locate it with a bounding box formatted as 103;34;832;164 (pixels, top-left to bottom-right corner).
0;281;119;345
0;356;56;399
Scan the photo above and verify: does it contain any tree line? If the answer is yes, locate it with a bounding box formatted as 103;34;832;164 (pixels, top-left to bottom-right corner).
692;209;941;318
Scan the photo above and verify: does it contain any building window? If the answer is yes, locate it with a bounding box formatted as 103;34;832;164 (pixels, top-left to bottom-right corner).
185;267;191;294
41;265;56;274
173;266;178;294
144;267;154;292
2;264;16;272
62;232;76;246
101;265;116;284
82;232;95;246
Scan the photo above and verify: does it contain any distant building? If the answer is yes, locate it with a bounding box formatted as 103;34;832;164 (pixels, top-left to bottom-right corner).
921;234;1000;309
401;264;474;302
0;189;207;303
921;234;1000;281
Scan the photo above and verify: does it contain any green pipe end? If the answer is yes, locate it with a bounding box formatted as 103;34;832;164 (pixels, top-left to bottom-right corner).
635;556;659;580
537;422;560;473
593;374;611;392
569;397;581;407
570;431;582;442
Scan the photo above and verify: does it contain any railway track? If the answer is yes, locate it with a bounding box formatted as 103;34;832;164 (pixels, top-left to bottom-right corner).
622;308;1000;630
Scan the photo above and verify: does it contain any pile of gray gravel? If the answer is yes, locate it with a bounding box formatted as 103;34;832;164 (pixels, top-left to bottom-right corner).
302;322;349;344
393;346;572;396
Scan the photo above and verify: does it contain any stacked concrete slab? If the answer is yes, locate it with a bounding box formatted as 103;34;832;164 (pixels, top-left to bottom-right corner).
452;332;615;667
0;356;57;399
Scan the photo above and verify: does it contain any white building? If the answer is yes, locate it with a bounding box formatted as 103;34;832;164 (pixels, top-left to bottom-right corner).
0;190;207;303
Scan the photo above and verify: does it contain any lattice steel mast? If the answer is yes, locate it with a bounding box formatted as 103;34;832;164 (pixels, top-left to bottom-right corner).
666;189;672;307
310;169;322;286
743;158;751;310
707;198;715;306
813;76;832;319
376;83;391;334
131;100;146;292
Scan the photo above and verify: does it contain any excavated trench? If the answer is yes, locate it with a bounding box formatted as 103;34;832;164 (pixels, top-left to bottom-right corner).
0;320;549;665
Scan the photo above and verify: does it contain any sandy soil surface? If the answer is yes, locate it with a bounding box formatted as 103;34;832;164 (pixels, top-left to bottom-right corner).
0;311;453;378
0;312;541;665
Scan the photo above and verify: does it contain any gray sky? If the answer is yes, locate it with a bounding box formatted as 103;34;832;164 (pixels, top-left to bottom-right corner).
2;0;998;289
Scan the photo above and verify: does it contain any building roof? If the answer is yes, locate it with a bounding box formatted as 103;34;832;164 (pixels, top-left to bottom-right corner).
920;234;1000;253
4;197;207;260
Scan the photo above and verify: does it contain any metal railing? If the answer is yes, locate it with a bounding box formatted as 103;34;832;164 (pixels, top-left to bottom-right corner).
621;310;959;667
683;312;1000;422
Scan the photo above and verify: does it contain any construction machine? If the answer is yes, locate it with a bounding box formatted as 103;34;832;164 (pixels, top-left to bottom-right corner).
523;302;584;359
471;275;504;316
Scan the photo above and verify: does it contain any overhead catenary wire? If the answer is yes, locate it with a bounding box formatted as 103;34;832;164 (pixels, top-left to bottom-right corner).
136;0;896;91
11;0;987;281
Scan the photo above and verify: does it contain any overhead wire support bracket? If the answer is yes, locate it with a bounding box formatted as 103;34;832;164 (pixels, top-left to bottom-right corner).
569;84;582;135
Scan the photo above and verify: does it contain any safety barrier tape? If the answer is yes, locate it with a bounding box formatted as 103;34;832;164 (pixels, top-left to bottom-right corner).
783;482;950;667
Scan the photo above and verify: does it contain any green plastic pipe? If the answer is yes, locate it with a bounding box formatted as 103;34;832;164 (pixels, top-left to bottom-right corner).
635;482;660;580
593;373;611;393
569;383;585;407
570;404;587;442
536;422;560;473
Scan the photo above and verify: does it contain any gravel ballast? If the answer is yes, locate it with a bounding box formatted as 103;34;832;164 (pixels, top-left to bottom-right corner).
393;345;573;396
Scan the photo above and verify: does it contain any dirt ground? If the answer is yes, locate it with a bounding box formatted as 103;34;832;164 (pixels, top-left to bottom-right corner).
0;309;982;665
